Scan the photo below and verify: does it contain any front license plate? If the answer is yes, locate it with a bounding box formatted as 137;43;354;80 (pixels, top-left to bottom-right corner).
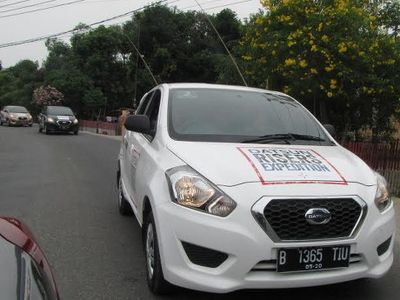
277;245;350;273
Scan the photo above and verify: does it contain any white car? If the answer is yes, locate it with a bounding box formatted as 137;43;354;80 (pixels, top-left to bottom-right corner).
117;83;395;294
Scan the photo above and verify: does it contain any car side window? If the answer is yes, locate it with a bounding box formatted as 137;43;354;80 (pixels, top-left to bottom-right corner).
136;92;154;115
144;89;161;137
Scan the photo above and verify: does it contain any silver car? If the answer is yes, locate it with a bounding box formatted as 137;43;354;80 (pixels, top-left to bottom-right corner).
0;105;33;126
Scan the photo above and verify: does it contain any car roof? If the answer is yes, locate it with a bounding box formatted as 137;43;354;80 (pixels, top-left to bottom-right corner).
162;83;287;97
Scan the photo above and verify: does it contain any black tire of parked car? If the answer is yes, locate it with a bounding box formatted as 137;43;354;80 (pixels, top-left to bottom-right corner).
44;125;49;135
144;211;173;295
74;130;78;135
117;176;132;216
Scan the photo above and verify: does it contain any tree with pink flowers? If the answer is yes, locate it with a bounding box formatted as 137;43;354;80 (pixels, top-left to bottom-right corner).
33;85;64;106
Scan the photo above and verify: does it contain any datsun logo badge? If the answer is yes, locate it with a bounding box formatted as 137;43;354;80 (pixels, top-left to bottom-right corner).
305;208;332;225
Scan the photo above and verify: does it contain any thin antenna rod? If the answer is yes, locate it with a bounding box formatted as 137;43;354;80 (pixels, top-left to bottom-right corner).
122;32;159;86
193;0;248;87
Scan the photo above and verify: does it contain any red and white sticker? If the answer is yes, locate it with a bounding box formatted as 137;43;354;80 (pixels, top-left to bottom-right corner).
237;147;347;186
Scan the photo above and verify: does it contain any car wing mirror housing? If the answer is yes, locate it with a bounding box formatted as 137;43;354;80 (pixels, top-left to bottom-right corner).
124;115;151;134
323;124;336;137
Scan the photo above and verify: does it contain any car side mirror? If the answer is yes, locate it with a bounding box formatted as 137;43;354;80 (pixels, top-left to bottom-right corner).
323;124;336;137
125;115;151;134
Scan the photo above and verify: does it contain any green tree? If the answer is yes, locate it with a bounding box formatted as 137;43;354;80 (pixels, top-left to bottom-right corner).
122;5;243;101
4;4;244;118
70;25;132;115
0;60;42;111
44;39;90;114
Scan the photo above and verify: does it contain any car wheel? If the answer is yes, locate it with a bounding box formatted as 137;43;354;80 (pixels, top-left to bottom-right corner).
29;124;32;127
0;119;2;126
144;211;173;294
74;130;78;135
44;124;49;135
117;176;132;216
39;125;42;133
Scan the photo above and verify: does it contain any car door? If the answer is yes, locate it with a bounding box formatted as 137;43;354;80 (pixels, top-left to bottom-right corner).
128;89;162;207
122;91;154;201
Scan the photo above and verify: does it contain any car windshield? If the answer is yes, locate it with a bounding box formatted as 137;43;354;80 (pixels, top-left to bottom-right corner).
168;88;332;145
48;106;73;116
8;106;28;113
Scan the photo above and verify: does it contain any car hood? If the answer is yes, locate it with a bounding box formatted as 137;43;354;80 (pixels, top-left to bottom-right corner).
167;141;377;187
11;113;29;117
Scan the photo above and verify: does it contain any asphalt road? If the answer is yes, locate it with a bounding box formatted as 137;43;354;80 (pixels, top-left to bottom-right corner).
0;125;398;300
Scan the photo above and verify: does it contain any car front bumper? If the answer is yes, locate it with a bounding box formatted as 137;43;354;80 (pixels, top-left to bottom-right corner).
9;118;33;126
46;122;79;132
154;185;395;293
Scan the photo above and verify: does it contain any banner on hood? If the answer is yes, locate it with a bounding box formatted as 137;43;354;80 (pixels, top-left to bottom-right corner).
237;147;347;185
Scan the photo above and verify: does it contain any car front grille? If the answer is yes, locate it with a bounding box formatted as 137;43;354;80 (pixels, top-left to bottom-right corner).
263;198;364;241
57;120;71;127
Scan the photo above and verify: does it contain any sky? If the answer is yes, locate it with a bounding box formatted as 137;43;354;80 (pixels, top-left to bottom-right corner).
0;0;263;68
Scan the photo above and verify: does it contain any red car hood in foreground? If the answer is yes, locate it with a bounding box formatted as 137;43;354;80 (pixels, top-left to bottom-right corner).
0;216;60;300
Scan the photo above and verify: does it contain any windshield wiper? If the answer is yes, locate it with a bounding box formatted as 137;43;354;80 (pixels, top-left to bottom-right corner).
288;133;326;142
241;133;326;144
241;134;294;144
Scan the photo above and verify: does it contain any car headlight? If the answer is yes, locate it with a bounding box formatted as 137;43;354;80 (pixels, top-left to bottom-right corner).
9;114;17;119
27;114;32;120
166;166;236;217
47;117;55;123
73;118;78;124
374;172;392;212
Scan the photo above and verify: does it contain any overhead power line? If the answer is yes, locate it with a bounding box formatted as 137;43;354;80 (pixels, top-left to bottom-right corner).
181;0;226;10
0;0;247;48
0;0;32;9
206;0;253;11
0;0;85;18
0;0;172;48
0;0;61;13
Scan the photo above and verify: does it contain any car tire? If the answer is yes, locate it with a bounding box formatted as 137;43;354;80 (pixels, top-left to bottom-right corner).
74;130;78;135
144;211;173;295
0;119;2;126
29;124;32;127
39;125;42;133
44;124;49;135
117;176;132;216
